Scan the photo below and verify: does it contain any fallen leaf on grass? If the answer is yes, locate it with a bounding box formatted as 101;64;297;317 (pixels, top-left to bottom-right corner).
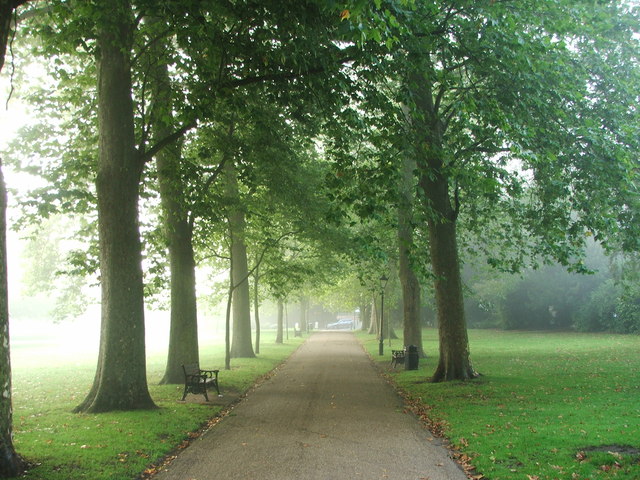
600;462;622;472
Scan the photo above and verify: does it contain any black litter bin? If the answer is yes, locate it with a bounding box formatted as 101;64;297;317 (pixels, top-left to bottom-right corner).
405;345;419;370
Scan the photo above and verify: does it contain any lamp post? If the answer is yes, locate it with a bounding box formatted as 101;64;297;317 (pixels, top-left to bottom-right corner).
379;274;389;356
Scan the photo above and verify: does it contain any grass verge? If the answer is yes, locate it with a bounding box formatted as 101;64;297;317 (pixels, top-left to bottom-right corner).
11;331;305;480
359;329;640;480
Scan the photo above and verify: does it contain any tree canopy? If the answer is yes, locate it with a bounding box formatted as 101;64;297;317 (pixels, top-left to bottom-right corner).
0;0;637;417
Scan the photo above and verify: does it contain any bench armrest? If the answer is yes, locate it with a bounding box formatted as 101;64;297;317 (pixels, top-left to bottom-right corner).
185;373;208;383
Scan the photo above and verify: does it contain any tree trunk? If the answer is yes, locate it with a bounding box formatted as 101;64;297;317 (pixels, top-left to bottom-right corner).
75;0;156;412
398;153;425;356
0;1;26;475
387;320;400;341
145;22;200;384
425;209;476;381
253;268;260;354
409;60;477;382
0;1;20;72
299;296;309;333
159;199;198;383
416;123;477;381
285;302;289;340
275;298;284;344
0;164;23;476
225;271;233;370
359;303;369;331
224;161;255;358
368;296;378;335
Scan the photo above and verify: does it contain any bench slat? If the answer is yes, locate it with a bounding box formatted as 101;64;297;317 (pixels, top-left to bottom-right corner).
181;363;221;401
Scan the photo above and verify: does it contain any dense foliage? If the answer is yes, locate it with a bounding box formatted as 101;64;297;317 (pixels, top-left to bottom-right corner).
0;0;637;409
460;243;640;334
0;0;637;476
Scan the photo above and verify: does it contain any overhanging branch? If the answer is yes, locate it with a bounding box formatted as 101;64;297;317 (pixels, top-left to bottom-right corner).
219;49;358;90
140;120;197;164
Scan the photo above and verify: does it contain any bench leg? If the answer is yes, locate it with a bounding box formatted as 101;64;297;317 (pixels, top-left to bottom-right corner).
205;379;221;397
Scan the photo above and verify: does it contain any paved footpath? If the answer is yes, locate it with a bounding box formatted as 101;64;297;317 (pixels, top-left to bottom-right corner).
153;332;468;480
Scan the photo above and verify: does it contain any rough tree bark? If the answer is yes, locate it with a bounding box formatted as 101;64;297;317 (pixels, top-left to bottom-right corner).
224;160;255;358
253;267;260;354
397;153;425;356
368;296;378;335
0;1;27;475
75;0;156;412
410;64;478;382
145;23;200;385
0;166;23;476
158;182;199;383
424;202;476;381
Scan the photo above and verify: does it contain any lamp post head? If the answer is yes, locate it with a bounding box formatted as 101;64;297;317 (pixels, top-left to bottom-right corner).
380;274;389;290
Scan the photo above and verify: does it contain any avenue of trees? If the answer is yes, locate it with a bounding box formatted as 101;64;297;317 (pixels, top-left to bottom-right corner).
0;0;638;476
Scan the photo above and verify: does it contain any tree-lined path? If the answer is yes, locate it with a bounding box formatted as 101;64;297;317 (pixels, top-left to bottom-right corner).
153;332;467;480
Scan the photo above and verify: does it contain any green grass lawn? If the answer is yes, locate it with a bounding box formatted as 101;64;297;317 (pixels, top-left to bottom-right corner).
360;329;640;480
10;331;304;480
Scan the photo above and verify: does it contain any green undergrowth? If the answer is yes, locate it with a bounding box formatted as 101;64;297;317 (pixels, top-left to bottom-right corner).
359;329;640;480
10;331;304;480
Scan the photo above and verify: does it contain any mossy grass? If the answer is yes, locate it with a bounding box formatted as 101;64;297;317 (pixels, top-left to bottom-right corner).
11;331;304;480
359;329;640;479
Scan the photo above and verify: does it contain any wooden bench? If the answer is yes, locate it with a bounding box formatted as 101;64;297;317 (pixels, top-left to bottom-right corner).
391;349;406;368
181;363;221;402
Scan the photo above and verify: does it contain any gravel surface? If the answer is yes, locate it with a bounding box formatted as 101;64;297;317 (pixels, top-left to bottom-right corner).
152;331;468;480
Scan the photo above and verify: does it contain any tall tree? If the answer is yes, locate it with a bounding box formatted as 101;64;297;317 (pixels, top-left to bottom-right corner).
275;297;284;344
252;265;261;354
397;1;639;381
224;158;255;358
144;18;200;385
397;148;424;356
74;0;155;412
0;164;22;477
0;0;28;475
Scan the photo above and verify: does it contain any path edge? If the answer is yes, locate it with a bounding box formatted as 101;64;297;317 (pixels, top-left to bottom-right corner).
355;336;481;480
137;337;311;479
